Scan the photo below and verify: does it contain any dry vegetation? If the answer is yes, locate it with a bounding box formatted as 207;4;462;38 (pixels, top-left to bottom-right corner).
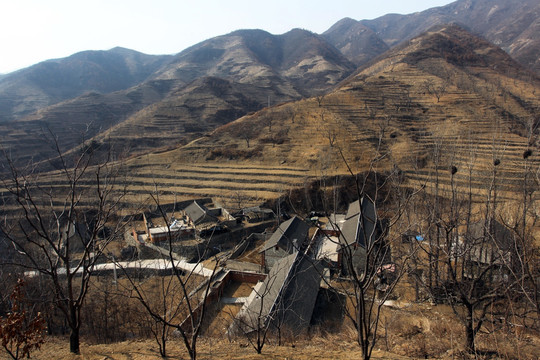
6;28;538;213
16;302;540;360
1;26;539;360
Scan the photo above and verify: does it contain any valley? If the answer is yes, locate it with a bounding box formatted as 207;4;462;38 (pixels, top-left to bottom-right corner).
0;1;539;359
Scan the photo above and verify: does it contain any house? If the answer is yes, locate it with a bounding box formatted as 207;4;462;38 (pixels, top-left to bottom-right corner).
338;197;387;276
60;218;101;253
229;251;322;336
316;234;341;270
461;219;519;281
184;201;216;226
259;216;310;271
324;214;346;232
242;206;275;223
339;196;378;248
184;200;236;230
146;219;194;243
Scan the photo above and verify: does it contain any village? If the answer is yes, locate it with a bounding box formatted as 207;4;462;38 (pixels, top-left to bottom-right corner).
52;191;514;344
50;195;385;338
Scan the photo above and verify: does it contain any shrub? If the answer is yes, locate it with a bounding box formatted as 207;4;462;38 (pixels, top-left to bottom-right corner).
0;280;45;360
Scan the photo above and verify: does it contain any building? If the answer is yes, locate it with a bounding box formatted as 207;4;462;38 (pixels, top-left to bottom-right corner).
461;219;519;281
259;216;310;271
242;206;276;223
229;251;322;336
338;197;387;276
184;200;236;230
146;219;194;243
316;234;341;269
184;201;217;226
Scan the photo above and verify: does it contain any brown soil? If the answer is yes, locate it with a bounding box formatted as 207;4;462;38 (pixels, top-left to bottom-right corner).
17;336;407;360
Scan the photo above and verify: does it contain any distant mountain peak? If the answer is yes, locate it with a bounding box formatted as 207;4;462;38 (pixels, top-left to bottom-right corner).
355;0;540;73
400;23;521;71
323;17;389;66
324;17;359;32
108;46;142;54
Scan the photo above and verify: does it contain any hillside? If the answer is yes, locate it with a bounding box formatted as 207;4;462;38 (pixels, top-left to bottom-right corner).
0;78;181;166
0;47;172;121
153;28;354;96
323;18;390;66
1;0;539;173
370;0;540;73
0;29;355;170
0;14;539;360
96;76;290;157
326;0;540;73
23;326;540;360
114;25;540;207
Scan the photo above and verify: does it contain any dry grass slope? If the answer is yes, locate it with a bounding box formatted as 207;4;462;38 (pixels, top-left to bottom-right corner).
8;27;539;214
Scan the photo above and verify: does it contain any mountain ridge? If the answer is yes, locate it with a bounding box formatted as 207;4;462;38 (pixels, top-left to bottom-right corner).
0;29;355;169
0;48;173;121
136;24;540;204
355;0;540;72
0;0;538;176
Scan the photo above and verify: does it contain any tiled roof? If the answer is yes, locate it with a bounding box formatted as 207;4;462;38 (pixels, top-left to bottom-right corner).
185;201;214;224
339;196;377;247
260;216;309;253
233;251;322;334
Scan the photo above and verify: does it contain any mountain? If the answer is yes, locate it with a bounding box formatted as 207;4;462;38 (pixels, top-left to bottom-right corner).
151;28;354;96
0;47;172;122
0;79;179;166
365;0;540;73
87;29;355;156
0;29;355;169
323;18;390;66
325;0;540;74
1;0;539;177
94;76;287;156
113;24;539;205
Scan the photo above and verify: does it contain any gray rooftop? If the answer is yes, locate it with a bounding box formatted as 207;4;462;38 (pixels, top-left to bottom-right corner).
260;215;310;253
232;251;322;335
184;201;215;224
339;196;377;248
465;219;515;265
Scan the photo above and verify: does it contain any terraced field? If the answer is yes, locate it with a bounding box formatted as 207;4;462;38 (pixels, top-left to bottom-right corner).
123;159;313;207
2;26;538;217
155;32;532;213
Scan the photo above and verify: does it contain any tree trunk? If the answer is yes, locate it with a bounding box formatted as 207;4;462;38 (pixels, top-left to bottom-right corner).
69;304;81;354
356;288;371;360
465;306;475;353
159;333;166;358
69;327;80;354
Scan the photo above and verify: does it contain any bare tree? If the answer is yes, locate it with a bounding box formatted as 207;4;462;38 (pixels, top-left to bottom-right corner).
239;130;252;148
499;121;540;326
315;118;419;360
332;162;414;360
409;131;530;353
422;79;447;103
229;265;278;354
0;141;129;354
316;95;325;107
321;110;339;148
118;194;223;360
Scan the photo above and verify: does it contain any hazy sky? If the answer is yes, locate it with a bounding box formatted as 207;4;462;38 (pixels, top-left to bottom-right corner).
0;0;455;74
